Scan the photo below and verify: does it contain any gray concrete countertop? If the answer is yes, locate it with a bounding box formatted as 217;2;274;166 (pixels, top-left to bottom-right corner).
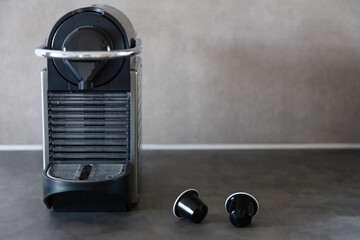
0;150;359;239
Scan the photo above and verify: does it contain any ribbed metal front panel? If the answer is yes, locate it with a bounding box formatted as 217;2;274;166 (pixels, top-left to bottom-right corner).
48;92;130;163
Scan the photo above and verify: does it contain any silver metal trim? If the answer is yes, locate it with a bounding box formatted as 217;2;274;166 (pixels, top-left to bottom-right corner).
130;56;142;204
35;38;142;60
41;69;49;170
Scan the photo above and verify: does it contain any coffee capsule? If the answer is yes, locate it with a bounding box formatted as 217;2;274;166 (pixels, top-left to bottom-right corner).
225;192;259;227
173;189;208;223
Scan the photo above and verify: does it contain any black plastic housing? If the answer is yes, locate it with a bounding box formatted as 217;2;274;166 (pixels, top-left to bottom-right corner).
46;5;134;91
41;5;140;212
43;169;130;212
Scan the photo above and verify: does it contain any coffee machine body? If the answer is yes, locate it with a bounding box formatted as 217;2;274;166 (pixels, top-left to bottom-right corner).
35;5;142;211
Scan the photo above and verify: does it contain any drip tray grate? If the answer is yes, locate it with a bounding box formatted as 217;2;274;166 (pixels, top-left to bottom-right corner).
47;163;127;181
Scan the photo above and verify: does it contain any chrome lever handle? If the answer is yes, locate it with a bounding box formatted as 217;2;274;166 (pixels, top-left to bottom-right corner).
35;38;142;60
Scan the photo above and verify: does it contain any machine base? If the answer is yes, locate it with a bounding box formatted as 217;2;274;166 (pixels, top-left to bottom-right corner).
43;167;133;212
50;191;130;212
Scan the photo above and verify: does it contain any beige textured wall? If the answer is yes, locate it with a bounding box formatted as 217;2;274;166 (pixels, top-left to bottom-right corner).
0;0;359;144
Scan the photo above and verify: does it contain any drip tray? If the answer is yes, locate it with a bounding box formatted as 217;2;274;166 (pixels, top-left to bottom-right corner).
47;163;127;181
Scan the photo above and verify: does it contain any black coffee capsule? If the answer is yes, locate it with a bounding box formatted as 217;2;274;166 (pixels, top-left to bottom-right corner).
225;192;259;227
173;189;208;223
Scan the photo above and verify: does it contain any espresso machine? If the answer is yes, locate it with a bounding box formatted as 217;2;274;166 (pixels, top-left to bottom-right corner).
35;4;142;211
